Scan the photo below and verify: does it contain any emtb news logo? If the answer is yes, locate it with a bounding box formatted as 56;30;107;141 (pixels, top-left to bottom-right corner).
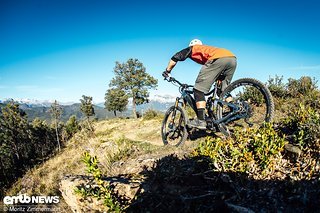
3;194;60;205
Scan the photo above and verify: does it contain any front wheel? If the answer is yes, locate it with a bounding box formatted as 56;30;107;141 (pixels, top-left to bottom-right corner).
216;78;275;135
161;106;188;146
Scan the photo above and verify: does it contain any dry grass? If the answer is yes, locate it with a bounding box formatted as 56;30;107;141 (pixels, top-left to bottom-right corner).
4;117;169;211
95;118;163;146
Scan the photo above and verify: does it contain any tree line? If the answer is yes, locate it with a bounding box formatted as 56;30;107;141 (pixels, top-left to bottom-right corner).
0;57;157;197
0;95;95;197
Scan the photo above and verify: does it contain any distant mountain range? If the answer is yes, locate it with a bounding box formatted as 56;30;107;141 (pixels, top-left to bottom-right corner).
0;95;176;122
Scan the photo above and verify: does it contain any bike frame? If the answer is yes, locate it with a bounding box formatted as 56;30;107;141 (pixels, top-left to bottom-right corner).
169;77;248;127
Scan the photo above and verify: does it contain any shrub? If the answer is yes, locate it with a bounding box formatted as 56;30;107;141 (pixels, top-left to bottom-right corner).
240;123;286;170
143;109;159;120
75;152;122;212
301;89;320;109
267;75;287;99
239;86;265;106
281;104;320;151
63;115;80;140
287;76;318;98
193;123;287;177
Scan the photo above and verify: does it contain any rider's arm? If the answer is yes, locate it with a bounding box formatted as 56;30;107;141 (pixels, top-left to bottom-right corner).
166;60;177;72
171;47;192;62
166;47;192;72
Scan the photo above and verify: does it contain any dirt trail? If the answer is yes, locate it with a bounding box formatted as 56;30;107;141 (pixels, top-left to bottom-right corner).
95;118;165;146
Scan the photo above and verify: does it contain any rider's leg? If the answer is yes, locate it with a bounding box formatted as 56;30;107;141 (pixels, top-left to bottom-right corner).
220;57;237;92
189;88;207;129
219;57;237;102
192;59;222;129
194;88;206;120
191;57;237;129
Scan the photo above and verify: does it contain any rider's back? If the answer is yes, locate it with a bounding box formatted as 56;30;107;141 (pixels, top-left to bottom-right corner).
190;45;235;65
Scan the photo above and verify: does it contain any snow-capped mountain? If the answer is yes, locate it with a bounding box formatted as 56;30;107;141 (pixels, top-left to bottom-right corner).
0;94;177;121
149;94;176;103
0;98;75;107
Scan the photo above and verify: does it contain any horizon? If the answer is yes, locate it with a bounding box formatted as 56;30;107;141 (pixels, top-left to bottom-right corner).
0;74;319;105
1;0;320;103
0;93;178;106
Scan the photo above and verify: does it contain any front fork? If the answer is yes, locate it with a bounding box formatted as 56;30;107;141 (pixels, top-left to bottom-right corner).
168;97;181;129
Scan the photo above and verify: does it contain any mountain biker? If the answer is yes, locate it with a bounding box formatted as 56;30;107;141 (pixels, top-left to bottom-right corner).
163;39;237;130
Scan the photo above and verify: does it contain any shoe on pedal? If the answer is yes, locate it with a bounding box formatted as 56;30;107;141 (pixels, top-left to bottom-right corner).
188;118;207;130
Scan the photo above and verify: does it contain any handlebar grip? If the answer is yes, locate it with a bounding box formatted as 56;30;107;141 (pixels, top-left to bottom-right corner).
163;76;172;82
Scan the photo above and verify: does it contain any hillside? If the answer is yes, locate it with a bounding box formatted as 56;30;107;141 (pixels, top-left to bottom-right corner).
3;112;319;212
3;117;196;212
0;99;174;122
1;76;319;212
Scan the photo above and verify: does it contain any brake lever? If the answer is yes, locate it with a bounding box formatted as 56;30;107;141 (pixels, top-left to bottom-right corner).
163;73;172;82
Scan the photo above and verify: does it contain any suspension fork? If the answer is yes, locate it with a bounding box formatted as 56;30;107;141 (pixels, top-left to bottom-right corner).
173;97;180;115
168;97;181;128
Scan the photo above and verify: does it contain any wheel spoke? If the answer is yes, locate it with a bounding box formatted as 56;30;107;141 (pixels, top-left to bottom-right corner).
161;106;188;146
216;78;274;135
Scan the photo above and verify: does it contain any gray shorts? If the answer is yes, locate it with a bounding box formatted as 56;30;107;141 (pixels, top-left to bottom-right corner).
194;57;237;94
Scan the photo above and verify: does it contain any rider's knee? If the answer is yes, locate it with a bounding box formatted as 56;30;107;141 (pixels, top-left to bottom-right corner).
194;88;205;102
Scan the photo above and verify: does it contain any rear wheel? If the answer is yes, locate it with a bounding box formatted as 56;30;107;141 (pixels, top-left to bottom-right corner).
216;78;274;135
161;106;188;146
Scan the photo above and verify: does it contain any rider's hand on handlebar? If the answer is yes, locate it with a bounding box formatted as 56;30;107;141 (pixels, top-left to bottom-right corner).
162;70;171;80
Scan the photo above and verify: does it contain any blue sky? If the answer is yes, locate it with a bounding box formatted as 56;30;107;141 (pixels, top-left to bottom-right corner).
1;0;320;103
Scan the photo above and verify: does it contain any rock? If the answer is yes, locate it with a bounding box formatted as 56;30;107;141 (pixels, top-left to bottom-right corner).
60;175;96;213
60;151;187;212
60;174;144;213
284;144;302;156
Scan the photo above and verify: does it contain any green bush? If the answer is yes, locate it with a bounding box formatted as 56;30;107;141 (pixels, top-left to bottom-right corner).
281;104;320;150
143;109;161;120
0;103;59;197
75;152;122;212
239;86;265;106
63;115;80;140
301;89;320;109
287;76;318;98
193;123;287;176
267;75;287;99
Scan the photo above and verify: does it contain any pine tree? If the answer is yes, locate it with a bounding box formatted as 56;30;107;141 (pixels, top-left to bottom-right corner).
64;115;80;139
0;101;31;190
49;100;62;151
30;118;56;160
104;88;128;116
109;58;158;118
80;95;95;132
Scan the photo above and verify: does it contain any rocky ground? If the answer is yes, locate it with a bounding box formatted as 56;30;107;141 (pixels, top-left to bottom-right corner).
3;117;319;212
61;151;319;213
60;118;319;212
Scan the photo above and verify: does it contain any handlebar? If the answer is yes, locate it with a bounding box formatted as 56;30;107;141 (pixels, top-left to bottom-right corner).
164;75;216;96
164;76;193;89
164;76;194;94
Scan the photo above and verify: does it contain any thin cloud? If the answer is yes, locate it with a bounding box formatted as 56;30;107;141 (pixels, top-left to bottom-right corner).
15;85;63;93
44;76;58;80
16;85;39;92
43;88;64;93
290;65;320;71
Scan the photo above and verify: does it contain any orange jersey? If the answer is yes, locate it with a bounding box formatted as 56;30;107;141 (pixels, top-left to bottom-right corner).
191;45;235;64
171;45;235;65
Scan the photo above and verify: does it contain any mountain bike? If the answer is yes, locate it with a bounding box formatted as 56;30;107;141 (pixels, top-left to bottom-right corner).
161;75;274;146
